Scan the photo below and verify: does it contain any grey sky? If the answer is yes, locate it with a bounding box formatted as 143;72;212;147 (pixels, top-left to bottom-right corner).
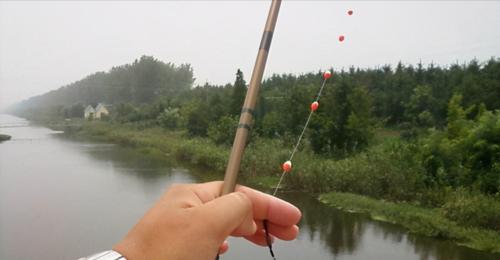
1;1;499;109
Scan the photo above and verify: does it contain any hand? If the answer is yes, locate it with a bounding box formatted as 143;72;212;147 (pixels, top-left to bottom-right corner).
113;181;302;260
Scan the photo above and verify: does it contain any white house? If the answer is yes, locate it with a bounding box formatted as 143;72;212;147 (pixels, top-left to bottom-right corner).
84;105;96;119
84;103;109;119
95;103;109;119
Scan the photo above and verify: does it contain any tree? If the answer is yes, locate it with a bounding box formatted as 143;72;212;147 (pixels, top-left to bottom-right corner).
186;101;210;136
404;85;437;127
309;76;374;155
207;115;238;145
230;69;247;116
157;107;180;129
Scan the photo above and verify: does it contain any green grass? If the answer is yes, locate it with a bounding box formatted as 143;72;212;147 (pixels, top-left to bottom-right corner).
373;127;401;144
319;192;500;253
62;121;283;186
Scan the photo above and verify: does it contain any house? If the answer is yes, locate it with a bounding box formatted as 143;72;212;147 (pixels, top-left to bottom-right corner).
84;105;95;119
84;103;109;119
95;103;109;119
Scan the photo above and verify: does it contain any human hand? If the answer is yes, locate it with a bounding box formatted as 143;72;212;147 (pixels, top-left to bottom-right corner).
113;181;302;260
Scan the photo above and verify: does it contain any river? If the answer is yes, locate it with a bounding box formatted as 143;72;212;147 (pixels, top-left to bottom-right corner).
0;114;498;260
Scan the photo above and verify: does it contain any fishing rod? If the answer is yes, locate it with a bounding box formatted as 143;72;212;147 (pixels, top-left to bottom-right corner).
221;0;282;195
218;1;351;258
217;1;281;259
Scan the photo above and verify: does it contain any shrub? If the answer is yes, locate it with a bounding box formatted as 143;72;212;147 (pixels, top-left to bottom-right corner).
157;107;180;129
441;188;500;232
207;115;238;145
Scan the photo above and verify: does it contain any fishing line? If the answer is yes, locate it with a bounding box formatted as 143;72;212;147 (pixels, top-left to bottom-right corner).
262;8;353;256
217;2;353;258
263;71;332;259
272;74;330;197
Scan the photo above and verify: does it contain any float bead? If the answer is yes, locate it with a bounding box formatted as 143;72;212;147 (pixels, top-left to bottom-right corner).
282;160;292;172
311;101;319;112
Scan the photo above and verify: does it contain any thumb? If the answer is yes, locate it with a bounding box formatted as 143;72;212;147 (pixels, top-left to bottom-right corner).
198;192;257;240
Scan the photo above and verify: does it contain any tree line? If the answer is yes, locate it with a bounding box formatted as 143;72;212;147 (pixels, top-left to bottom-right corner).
10;56;500;196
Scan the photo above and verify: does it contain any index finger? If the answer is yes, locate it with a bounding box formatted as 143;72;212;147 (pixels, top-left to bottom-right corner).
191;181;301;227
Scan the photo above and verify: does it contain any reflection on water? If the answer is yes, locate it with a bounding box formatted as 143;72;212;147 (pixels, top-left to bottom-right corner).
1;114;499;260
276;189;500;260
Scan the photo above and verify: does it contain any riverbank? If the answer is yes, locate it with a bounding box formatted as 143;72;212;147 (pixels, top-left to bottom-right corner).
0;134;11;142
55;120;500;253
56;120;282;188
320;192;500;253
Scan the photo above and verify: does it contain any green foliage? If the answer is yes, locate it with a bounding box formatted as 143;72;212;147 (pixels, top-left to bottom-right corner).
186;101;210;136
420;96;500;194
12;57;500;247
207;115;238;145
320;192;500;253
405;85;437;126
12;55;194;118
157;107;180;129
441;188;500;232
309;80;374;155
63;103;85;118
346;86;374;150
112;103;137;122
70;119;500;250
260;111;286;138
230;69;247;116
287;140;425;200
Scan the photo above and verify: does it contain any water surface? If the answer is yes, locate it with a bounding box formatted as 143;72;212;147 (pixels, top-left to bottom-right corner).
0;114;498;260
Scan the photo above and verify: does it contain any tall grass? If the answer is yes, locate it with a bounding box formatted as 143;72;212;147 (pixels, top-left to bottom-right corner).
319;192;500;253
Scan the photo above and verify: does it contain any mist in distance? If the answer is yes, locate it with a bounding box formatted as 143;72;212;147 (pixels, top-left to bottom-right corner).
1;1;499;109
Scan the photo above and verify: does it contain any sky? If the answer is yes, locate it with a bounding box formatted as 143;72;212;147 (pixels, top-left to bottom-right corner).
1;1;499;110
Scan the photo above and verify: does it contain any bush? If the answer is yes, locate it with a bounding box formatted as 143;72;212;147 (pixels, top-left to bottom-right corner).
207;115;238;145
419;109;500;194
157;107;180;129
441;189;500;232
287;140;426;201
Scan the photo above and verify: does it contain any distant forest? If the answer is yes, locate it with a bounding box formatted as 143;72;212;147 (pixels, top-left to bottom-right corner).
11;56;194;113
11;55;500;140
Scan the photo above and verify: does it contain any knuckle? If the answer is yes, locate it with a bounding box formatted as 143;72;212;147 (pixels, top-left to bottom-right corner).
232;192;251;208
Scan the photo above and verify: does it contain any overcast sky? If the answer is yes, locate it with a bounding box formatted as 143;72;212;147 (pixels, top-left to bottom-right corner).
1;1;499;109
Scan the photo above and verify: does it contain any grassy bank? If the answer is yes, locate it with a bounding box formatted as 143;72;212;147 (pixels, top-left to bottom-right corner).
58;120;500;253
58;120;283;188
320;192;500;253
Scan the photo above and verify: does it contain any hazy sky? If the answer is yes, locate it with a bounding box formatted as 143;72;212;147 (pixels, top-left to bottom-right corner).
1;1;499;109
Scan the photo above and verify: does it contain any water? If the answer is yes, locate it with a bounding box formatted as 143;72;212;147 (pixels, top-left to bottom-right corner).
0;114;498;260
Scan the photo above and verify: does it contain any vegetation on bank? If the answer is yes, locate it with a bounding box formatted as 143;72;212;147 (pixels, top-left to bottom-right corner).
12;56;500;252
0;134;11;142
319;192;500;253
63;117;500;244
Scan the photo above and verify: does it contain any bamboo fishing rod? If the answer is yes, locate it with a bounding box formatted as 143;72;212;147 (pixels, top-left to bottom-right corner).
221;0;282;195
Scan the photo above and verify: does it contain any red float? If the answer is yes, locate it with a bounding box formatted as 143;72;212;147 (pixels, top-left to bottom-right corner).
348;10;353;16
282;160;292;172
339;35;345;42
323;71;332;80
311;101;319;112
